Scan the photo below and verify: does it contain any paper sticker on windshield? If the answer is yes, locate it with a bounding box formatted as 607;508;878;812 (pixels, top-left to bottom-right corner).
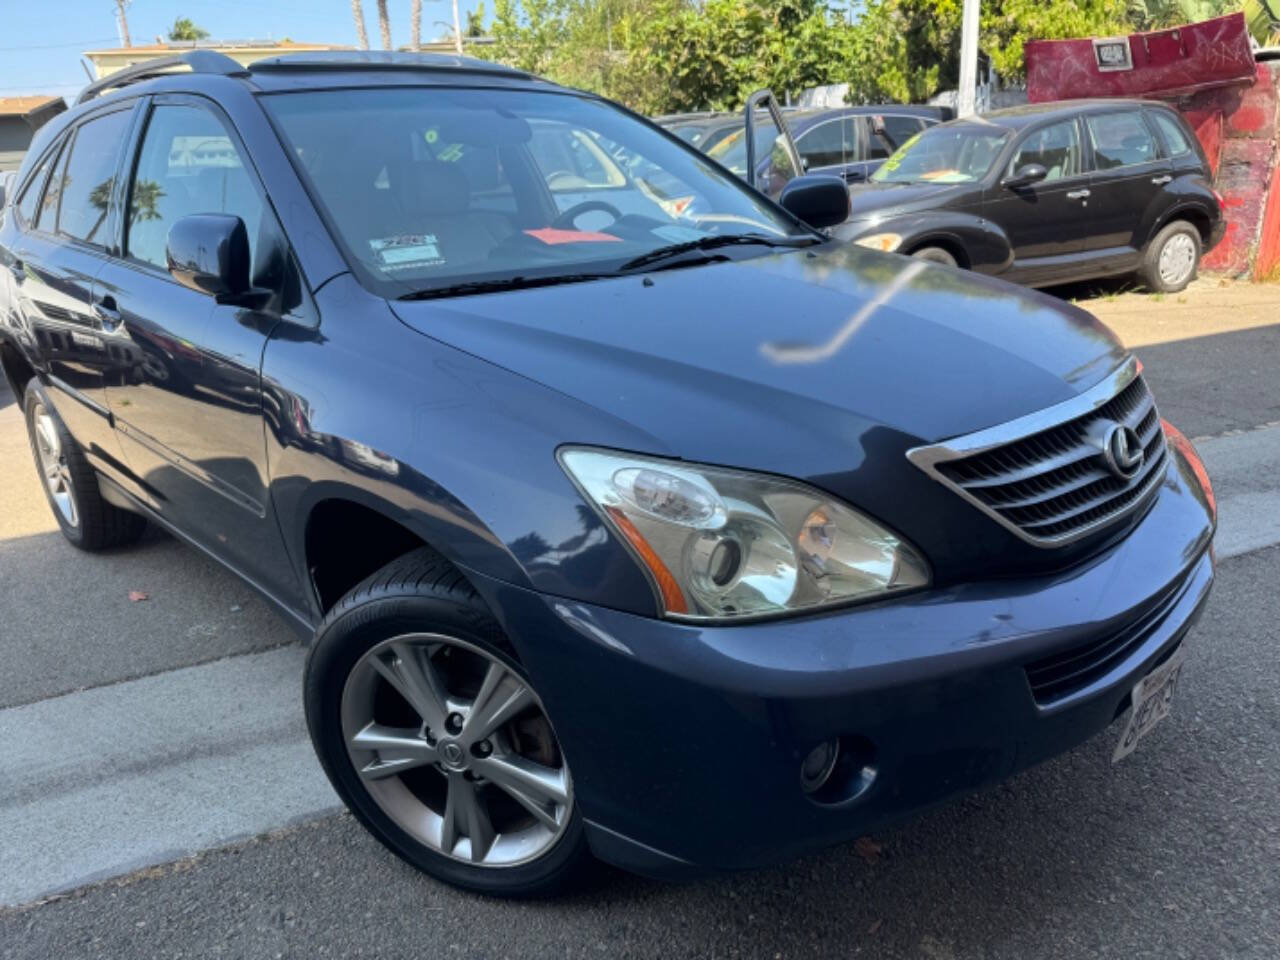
524;228;622;245
370;235;444;270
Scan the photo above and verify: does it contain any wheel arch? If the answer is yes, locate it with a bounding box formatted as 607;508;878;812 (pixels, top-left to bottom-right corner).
294;483;521;619
1150;203;1215;247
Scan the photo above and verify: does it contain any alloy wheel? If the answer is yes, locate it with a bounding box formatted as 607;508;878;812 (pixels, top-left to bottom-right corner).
1158;232;1196;287
32;403;77;528
340;633;572;867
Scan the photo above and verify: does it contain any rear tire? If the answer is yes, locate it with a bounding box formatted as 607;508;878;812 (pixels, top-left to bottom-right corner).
304;547;594;898
23;380;146;551
910;245;958;267
1139;220;1201;293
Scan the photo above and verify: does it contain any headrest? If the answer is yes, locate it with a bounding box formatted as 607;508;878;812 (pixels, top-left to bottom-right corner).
409;162;470;216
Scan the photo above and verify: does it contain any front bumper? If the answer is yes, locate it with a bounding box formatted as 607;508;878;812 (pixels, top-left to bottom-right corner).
465;437;1216;879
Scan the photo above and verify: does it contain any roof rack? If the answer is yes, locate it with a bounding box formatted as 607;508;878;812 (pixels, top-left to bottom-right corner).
75;50;247;105
247;50;532;81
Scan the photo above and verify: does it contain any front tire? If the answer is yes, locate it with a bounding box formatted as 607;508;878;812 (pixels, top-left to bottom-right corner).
1140;220;1201;293
910;245;959;267
23;380;146;551
304;547;593;897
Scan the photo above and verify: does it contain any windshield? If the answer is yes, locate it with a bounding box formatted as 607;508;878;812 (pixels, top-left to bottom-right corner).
870;123;1010;184
707;123;794;177
265;88;810;298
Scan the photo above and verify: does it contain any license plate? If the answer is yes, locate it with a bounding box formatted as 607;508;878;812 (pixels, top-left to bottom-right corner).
1112;645;1185;763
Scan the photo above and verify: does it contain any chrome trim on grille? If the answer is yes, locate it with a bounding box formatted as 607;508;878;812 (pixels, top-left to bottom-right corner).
907;357;1169;547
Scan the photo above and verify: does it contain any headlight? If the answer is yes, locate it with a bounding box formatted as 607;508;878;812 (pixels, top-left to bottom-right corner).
558;448;930;621
854;232;903;252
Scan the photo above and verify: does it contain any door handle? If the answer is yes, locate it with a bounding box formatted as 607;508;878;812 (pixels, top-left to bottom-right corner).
1151;175;1173;185
6;258;22;281
1066;189;1091;200
92;297;122;330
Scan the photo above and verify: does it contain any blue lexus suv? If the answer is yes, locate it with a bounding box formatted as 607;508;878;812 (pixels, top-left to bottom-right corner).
0;52;1215;896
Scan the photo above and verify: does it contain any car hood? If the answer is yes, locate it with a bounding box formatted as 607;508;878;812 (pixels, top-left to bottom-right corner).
844;180;972;222
390;243;1125;470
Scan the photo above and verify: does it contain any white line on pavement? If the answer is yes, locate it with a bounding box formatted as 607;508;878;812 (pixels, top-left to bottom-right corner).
1193;424;1280;559
0;646;339;908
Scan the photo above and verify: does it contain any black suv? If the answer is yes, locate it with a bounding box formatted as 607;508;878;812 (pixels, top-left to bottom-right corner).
836;99;1225;291
0;53;1216;897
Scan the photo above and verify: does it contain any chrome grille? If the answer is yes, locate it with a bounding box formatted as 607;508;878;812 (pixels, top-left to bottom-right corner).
908;359;1167;547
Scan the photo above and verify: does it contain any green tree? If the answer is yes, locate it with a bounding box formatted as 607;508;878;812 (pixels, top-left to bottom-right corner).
167;17;210;41
1129;0;1239;30
467;2;488;36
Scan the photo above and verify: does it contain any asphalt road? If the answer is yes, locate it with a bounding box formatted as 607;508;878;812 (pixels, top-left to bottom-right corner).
1;280;1278;958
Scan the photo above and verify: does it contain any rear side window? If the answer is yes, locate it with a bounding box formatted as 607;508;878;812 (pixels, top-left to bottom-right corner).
35;142;69;231
15;150;56;227
126;104;266;273
1086;111;1157;170
1009;120;1081;181
52;109;133;246
797;118;855;169
1150;111;1193;157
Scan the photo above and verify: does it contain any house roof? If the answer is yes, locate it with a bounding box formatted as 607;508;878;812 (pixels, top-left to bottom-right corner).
0;96;64;118
83;40;339;57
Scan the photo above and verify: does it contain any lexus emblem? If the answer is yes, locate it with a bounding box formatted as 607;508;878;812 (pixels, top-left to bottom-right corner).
1102;423;1144;479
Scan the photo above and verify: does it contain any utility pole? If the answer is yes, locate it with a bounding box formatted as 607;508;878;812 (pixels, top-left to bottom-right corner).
452;0;464;53
956;0;980;117
115;0;132;47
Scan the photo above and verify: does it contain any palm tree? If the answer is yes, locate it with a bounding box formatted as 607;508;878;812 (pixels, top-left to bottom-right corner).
411;0;422;50
377;0;392;49
351;0;370;49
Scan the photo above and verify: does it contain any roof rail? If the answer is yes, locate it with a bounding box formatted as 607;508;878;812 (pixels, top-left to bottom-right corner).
247;50;532;81
75;50;247;105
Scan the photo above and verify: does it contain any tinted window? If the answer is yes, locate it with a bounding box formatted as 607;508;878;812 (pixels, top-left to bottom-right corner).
796;118;854;169
1087;111;1157;170
1150;111;1192;157
36;140;70;231
16;150;55;226
126;104;266;272
1009;120;1081;181
867;115;924;160
53;109;132;246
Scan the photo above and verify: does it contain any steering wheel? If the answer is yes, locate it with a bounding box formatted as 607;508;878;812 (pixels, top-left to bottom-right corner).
551;200;624;231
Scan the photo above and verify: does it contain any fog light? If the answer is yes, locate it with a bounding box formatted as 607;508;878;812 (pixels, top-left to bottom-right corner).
800;738;840;794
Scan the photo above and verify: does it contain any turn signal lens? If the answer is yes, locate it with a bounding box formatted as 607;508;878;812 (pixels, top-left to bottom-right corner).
854;232;903;252
559;448;930;621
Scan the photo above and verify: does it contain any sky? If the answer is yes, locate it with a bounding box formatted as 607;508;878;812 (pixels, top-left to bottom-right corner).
0;0;486;100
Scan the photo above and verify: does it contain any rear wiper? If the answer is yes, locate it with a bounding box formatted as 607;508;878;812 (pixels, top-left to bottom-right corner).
618;234;818;273
396;272;613;301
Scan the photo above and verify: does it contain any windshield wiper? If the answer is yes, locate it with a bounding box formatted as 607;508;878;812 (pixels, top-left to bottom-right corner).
396;272;614;301
618;233;818;273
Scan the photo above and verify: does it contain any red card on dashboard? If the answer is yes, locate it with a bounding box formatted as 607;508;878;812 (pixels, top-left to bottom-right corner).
524;228;622;245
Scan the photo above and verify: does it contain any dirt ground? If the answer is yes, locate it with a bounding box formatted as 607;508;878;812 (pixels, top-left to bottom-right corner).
1051;276;1280;348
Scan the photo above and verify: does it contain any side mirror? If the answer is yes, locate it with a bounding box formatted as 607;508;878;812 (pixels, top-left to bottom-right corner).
778;174;850;230
1002;163;1048;189
166;213;270;308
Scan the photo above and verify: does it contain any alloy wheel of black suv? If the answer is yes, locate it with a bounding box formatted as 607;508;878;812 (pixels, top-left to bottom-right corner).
0;51;1218;897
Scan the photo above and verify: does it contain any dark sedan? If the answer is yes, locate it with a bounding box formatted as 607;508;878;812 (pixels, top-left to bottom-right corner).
835;99;1225;291
1;53;1215;898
